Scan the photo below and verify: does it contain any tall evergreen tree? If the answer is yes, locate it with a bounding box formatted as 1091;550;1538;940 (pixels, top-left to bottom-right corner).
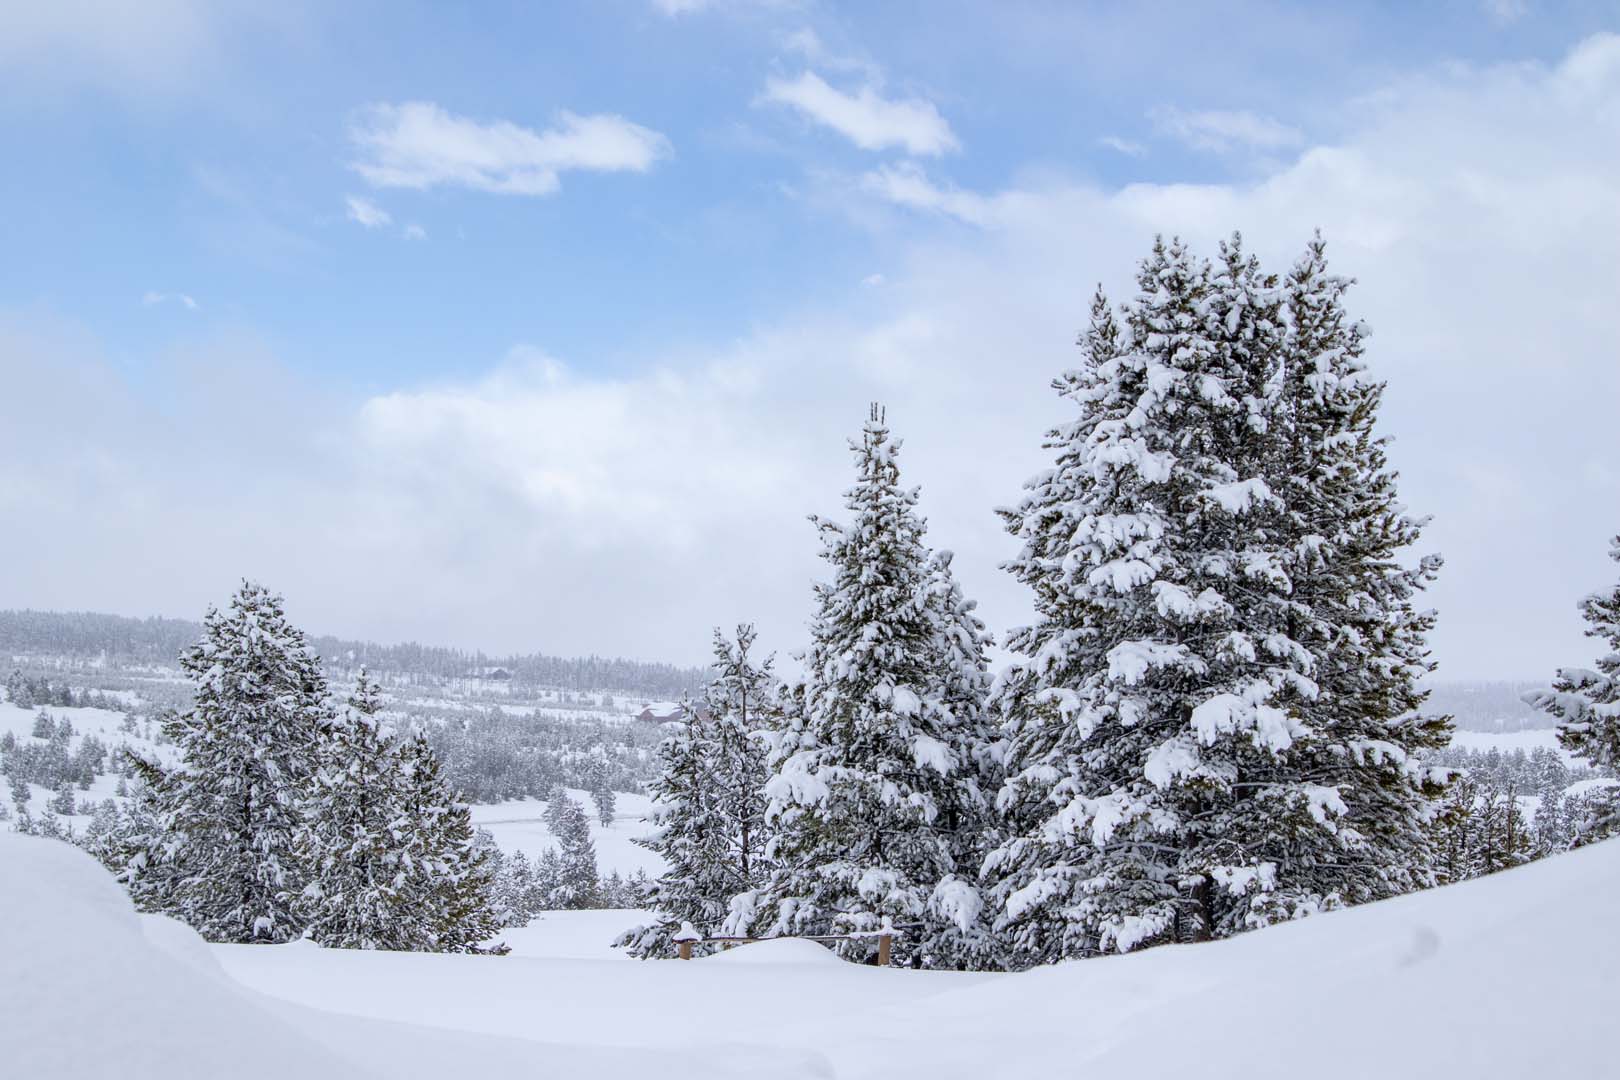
1526;535;1620;843
126;582;332;943
917;550;1001;968
986;236;1442;965
727;407;992;967
1254;233;1451;916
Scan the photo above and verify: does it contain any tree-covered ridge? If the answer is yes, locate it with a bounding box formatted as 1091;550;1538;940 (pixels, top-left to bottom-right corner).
0;609;706;697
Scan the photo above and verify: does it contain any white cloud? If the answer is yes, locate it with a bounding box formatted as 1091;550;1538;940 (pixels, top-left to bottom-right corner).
1149;106;1304;153
344;195;392;228
859;163;1002;225
761;71;959;156
141;291;198;310
402;223;426;240
349;101;673;197
10;35;1620;681
1099;135;1146;157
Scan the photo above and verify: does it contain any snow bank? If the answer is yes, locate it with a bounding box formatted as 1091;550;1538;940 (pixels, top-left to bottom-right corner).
0;834;824;1079
223;840;1619;1079
8;827;1617;1078
828;839;1620;1079
0;833;358;1079
701;938;844;965
498;907;652;959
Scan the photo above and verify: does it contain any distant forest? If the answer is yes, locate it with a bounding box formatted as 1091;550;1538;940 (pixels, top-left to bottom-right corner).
0;609;707;698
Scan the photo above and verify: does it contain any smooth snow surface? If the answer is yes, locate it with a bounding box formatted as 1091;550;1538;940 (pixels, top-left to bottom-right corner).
7;830;1619;1078
701;937;844;965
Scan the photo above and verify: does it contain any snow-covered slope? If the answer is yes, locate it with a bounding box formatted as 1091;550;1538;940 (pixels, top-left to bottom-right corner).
470;788;665;877
6;831;1617;1078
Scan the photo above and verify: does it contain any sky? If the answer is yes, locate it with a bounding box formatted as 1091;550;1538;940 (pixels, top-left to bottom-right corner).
3;0;1619;681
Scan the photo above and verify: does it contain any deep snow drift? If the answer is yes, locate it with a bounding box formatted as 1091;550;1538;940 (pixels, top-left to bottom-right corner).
5;830;1617;1079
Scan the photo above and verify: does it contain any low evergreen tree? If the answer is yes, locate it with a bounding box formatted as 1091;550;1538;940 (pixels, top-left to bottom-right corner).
548;793;601;910
1526;536;1620;843
621;626;777;958
298;670;422;950
50;783;76;816
586;753;617;827
396;732;504;952
618;695;727;957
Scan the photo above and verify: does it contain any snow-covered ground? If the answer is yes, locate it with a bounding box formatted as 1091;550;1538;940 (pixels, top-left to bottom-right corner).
0;700;165;823
7;829;1617;1079
470;788;665;877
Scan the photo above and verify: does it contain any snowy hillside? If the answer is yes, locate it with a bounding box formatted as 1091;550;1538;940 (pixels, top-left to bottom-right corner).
471;789;665;877
7;829;1615;1079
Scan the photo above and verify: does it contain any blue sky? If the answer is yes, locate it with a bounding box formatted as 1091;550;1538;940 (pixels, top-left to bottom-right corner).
4;1;1620;679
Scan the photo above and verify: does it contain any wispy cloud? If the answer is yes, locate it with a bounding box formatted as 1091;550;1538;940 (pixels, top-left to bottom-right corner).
860;163;994;225
1149;106;1303;153
1098;135;1146;157
761;71;959;156
402;223;427;240
141;291;198;311
1483;0;1529;25
861;161;997;225
650;0;797;16
345;194;392;228
349;102;672;197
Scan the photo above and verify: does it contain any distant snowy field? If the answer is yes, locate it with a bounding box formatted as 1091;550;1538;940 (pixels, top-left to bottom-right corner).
1445;727;1567;759
7;829;1617;1079
470;789;665;877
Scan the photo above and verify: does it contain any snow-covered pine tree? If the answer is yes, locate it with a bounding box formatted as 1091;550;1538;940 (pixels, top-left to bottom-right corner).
707;626;776;901
621;627;776;959
986;238;1322;963
298;669;423;950
126;582;333;943
548;792;601;910
495;848;534;927
50;783;75;816
532;847;563;908
586;752;617;827
619;695;724;956
1230;232;1451;923
1526;535;1620;843
917;550;1001;968
727;407;991;967
395;732;504;951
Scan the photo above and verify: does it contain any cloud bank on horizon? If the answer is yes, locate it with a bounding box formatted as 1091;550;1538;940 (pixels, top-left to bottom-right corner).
1;3;1617;681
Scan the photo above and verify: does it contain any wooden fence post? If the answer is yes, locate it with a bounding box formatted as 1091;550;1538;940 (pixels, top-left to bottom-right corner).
876;932;892;967
674;921;699;961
